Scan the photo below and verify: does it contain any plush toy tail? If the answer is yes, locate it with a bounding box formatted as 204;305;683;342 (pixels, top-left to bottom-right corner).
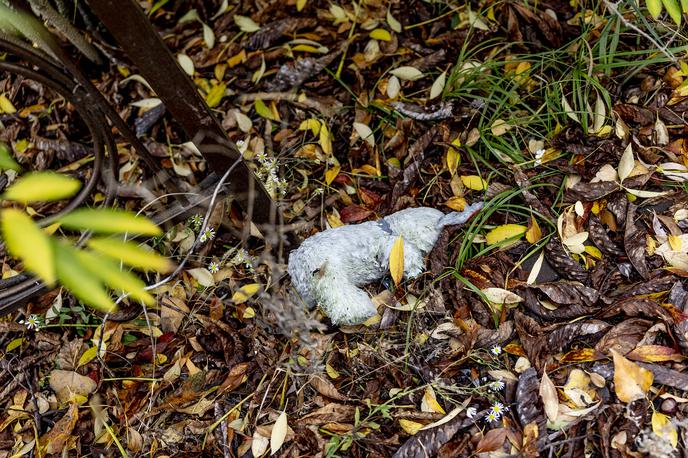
438;201;484;228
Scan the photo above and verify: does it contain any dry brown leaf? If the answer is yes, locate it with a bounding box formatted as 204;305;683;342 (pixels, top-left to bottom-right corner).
539;371;559;423
309;375;348;401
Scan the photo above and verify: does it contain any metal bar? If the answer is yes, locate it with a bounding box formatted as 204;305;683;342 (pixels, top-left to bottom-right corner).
86;0;275;225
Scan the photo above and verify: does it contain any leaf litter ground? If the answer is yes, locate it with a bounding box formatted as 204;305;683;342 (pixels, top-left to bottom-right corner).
2;0;688;457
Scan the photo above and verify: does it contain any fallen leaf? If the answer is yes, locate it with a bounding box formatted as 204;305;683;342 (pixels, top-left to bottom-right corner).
49;370;97;402
389;236;404;287
612;349;653;403
485;224;527;245
420;386;446;414
652;411;678;448
398;419;424;435
271;410;288;455
539;371;559;422
390;66;424;81
460;175;487;190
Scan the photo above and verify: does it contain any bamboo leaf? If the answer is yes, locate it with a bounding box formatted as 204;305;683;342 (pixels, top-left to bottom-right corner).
77;250;154;305
59;209;162;236
87;237;172;272
1;209;55;284
3;172;81;203
53;241;116;312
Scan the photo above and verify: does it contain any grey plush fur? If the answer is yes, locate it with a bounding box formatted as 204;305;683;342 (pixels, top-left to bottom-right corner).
288;202;483;325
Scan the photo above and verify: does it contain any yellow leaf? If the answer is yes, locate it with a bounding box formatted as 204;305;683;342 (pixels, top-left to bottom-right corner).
389;236;404;287
243;307;256;319
3;172;81;203
584;245;602;259
460;175;487;190
59;208;162;236
1;209;55;285
669;235;682;251
326;363;340;379
652;411;678;448
398;419;424;435
326;212;343;228
232;283;260;303
87;237;173;272
319;121;332;156
612;349;653;403
444;197;466;211
78;346;98;367
298;118;321;136
206;82;226;108
446;140;460;176
421;386;446;414
647;0;663;17
296;0;307;11
0;94;16;114
525;217;542;244
485;224;527;245
324;164;340;185
369;28;391;41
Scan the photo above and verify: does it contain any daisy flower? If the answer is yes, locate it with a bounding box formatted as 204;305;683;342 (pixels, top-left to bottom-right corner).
208;261;220;274
490;402;508;419
490;345;502;356
199;227;215;243
489;380;505;391
466;407;477;419
485;411;498;423
20;314;41;331
189;214;204;230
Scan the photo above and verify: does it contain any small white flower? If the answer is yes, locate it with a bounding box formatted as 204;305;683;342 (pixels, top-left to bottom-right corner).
534;148;546;166
466;407;477;418
208;261;220;273
199;227;215;243
489;380;505;391
490;345;502;356
20;314;41;331
189;214;204;230
490;402;508;418
485;411;498;423
256;151;268;163
237;140;247;154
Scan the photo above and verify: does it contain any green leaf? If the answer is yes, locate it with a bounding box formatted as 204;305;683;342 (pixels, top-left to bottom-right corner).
77;346;98;367
647;0;664;18
1;209;55;284
58;208;162;236
87;237;173;272
77;250;154;305
53;241;116;312
662;0;682;24
3;171;81;203
254;98;277;120
0;142;20;171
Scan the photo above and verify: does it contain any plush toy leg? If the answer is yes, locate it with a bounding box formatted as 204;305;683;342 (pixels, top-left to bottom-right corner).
314;270;378;325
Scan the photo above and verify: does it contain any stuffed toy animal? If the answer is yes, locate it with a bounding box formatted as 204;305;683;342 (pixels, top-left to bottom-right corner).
288;202;483;325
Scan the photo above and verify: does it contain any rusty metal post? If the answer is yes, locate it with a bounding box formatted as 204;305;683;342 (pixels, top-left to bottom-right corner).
86;0;274;225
